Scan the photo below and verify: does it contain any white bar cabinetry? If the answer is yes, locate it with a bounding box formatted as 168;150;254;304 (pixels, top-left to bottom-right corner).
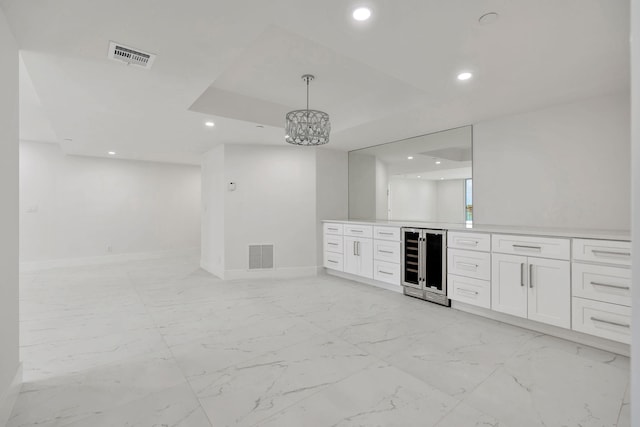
447;231;491;309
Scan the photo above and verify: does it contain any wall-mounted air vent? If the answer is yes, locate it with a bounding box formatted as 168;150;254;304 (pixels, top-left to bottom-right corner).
108;41;156;69
249;244;274;270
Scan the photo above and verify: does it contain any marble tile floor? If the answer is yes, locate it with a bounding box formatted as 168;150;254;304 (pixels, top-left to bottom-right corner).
9;256;630;427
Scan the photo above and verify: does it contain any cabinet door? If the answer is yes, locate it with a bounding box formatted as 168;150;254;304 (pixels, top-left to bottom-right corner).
527;257;570;328
343;236;360;276
358;238;374;279
491;253;528;318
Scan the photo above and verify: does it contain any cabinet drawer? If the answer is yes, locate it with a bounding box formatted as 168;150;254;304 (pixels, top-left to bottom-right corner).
374;240;400;263
324;252;343;271
572;263;631;306
373;260;401;285
323;223;344;236
324;235;343;254
448;232;491;252
572;239;631;266
447;249;491;281
344;224;373;238
448;274;491;309
572;298;631;344
373;226;401;241
492;234;570;260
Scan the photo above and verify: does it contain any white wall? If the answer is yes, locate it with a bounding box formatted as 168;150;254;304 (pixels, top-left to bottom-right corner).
348;151;376;219
473;93;630;230
375;158;388;220
20;141;201;264
389;178;437;221
0;7;20;421
316;148;349;265
201;145;225;277
630;0;638;424
223;145;317;274
437;179;464;223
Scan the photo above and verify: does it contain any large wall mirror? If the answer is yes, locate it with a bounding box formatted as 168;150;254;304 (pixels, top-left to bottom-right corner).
348;125;472;224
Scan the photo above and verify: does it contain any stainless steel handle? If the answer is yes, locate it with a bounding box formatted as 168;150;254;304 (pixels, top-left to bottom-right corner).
456;262;478;269
520;263;525;287
592;250;631;257
590;317;630;328
529;264;534;288
328;242;338;246
350;229;363;233
379;232;394;236
353;241;357;256
356;241;360;256
328;227;339;231
328;260;338;264
379;250;394;254
457;288;479;296
457;239;479;246
378;270;393;275
513;244;542;251
590;281;630;290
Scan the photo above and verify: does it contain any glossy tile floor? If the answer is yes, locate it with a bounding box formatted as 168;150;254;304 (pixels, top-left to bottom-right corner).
10;256;630;427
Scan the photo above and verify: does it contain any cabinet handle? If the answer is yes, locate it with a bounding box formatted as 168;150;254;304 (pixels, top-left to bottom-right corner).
590;317;630;328
590;281;630;290
457;288;479;296
591;250;630;257
379;232;394;236
379;250;394;254
357;241;361;256
529;264;534;288
520;263;525;287
328;260;338;264
328;227;338;231
328;242;338;246
378;270;393;275
457;239;479;246
456;262;478;270
513;244;542;251
353;241;357;256
351;229;363;233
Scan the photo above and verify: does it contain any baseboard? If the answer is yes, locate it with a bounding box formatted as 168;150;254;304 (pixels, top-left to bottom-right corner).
326;269;403;294
452;301;630;357
0;363;22;426
20;247;200;272
224;266;318;280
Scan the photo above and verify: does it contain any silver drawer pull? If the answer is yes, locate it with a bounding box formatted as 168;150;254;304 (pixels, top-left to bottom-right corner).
379;232;394;236
328;242;338;246
591;250;630;257
350;229;363;233
379;249;394;254
457;288;479;296
513;244;542;251
590;281;630;290
378;270;393;275
520;263;525;287
457;239;479;246
456;262;478;269
328;260;338;264
328;227;338;231
590;317;630;328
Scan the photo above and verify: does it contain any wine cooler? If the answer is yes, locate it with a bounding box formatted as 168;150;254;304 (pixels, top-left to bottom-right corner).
402;228;448;306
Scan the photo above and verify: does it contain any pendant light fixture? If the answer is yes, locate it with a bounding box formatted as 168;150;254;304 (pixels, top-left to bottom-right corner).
285;74;331;146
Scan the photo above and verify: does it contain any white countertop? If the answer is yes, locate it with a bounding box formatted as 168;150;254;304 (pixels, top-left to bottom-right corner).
322;219;631;241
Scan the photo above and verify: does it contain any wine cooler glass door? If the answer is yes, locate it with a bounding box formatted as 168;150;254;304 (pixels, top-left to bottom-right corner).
402;230;421;288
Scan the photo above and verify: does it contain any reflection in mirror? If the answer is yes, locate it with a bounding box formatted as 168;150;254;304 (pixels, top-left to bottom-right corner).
348;125;472;224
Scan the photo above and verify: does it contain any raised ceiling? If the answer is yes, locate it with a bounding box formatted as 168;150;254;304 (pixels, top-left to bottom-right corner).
1;0;630;164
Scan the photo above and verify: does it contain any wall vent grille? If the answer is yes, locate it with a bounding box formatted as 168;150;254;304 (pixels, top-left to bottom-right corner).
249;244;274;270
108;41;156;69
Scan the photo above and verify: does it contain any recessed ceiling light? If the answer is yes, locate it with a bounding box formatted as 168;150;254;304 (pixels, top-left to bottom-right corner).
457;72;473;81
205;121;215;127
440;177;444;180
407;156;414;160
352;7;371;21
478;12;499;26
108;151;116;155
435;161;441;164
417;176;421;178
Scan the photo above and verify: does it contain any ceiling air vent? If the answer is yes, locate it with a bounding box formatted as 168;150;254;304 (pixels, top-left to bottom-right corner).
108;41;156;69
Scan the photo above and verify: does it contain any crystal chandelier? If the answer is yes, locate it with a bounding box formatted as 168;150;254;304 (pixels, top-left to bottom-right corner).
285;74;331;146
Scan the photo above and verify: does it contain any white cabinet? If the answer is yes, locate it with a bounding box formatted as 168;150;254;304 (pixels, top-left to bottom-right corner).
343;236;373;279
448;232;491;252
447;231;491;309
491;253;570;328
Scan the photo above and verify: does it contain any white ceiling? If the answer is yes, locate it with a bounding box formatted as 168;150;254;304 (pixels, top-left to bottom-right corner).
2;0;630;164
